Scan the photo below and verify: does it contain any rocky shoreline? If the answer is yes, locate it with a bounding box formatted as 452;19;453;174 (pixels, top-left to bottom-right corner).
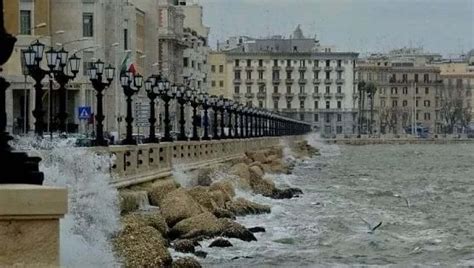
113;140;319;267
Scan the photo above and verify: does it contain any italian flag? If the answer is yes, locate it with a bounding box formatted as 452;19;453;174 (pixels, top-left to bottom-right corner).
120;51;136;75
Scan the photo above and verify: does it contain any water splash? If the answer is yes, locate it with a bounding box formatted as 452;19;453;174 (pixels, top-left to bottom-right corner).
12;137;121;267
305;132;341;157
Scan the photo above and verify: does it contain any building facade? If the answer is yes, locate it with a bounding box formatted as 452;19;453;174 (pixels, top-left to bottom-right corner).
357;50;443;135
208;52;228;97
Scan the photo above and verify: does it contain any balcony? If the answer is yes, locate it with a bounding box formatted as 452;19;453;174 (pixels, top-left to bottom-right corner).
312;93;322;99
272;66;281;71
272;78;281;84
298;93;308;99
324;66;333;71
286;66;294;71
233;78;242;84
257;66;265;71
257;92;266;99
282;108;297;113
298;66;307;71
233;66;242;71
335;66;345;72
285;93;295;99
324;79;333;84
313;66;322;71
335;92;345;98
245;66;254;71
336;78;345;84
245;79;254;84
324;93;333;99
257;79;266;84
233;93;242;99
313;79;321;84
245;92;255;98
298;79;308;84
285;79;294;84
272;93;281;99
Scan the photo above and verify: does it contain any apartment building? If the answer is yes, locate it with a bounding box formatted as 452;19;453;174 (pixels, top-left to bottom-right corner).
216;27;358;136
358;49;443;134
208;52;228;97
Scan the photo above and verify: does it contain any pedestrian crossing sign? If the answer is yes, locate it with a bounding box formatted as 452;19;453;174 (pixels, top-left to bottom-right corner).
78;106;92;120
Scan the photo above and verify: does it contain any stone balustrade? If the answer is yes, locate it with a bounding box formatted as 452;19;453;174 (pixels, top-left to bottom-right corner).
95;137;282;188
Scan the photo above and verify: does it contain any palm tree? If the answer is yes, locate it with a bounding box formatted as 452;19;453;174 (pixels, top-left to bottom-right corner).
365;82;377;134
357;81;366;135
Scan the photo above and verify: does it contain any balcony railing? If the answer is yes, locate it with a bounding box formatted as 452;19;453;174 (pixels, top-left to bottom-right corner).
324;66;333;71
257;79;266;84
272;93;281;98
272;78;281;84
286;93;295;98
313;93;322;99
272;66;281;71
335;92;345;98
233;78;242;84
298;66;307;71
282;108;297;113
233;93;242;99
286;66;294;71
324;79;333;84
335;66;345;72
324;93;333;99
233;66;242;71
298;93;308;99
336;78;345;84
245;92;255;98
313;66;322;71
313;79;321;84
285;79;294;84
245;79;254;84
257;66;265;71
245;66;254;71
257;92;266;99
298;79;308;84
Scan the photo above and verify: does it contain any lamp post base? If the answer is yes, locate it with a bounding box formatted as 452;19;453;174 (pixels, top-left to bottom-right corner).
121;138;137;145
145;137;159;144
0;151;44;185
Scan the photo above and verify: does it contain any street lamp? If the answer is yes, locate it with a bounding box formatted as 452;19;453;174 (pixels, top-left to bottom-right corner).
219;96;226;139
120;71;143;145
0;0;44;184
176;84;189;141
201;93;211;140
88;59;115;146
190;89;201;141
233;102;241;139
210;95;219;140
157;78;173;142
144;75;160;143
53;49;81;132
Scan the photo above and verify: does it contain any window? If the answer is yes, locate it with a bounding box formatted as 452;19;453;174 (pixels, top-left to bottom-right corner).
246;86;251;93
414;74;419;82
299;86;305;94
20;10;32;35
416;113;419;120
82;51;94;76
314;60;319;67
402;74;408;82
300;60;306;67
258;59;263;67
381;100;385;107
247;59;251;67
300;114;304;121
425;87;429;94
287;101;292;109
211;81;216;87
403;100;408;107
272;71;280;80
314;101;319;109
326;60;330;67
326;101;330;109
326;114;330;123
286;86;291;94
124;27;134;49
416;100;419;107
219;65;224;73
337;60;342;67
300;101;305;109
403;87;408;94
247;101;252;107
337;86;342;93
416;87;419;94
273;86;278;93
287;60;292;66
314;114;319;122
392;100;398;107
211;65;216;73
423;74;429;82
326;86;330;94
286;71;292;79
274;101;279;110
299;71;305;79
183;58;189;67
234;86;240;94
336;126;343;134
83;13;94;37
219;81;224;87
337;114;342;122
314;71;319;79
246;71;252;79
391;87;398;94
326;71;330;79
235;60;240;67
424;100;430;107
424;112;431;120
258;71;264;79
337;101;341;109
273;59;278;67
234;71;241;80
259;101;263;108
314;86;319;93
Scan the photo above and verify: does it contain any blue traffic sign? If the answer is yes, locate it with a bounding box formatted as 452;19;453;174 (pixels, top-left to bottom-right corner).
78;106;92;120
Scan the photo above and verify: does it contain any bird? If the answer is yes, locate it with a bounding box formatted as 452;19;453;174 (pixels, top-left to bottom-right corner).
359;217;383;234
393;193;411;208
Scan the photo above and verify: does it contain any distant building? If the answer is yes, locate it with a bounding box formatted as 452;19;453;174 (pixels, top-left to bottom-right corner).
211;26;359;136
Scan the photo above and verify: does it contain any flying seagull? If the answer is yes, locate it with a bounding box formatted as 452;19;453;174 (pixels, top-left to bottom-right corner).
393;194;411;208
359;217;383;234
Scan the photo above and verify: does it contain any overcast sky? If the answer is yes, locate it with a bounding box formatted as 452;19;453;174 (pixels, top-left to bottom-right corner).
197;0;473;57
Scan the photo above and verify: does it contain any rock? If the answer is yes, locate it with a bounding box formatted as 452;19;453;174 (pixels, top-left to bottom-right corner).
229;163;251;187
209;179;235;201
212;208;236;219
187;186;218;211
113;226;172;268
265;154;279;163
272;188;303;199
225;198;271;216
148;179;179;206
173;239;196;253
169;212;223;240
246;150;268;163
248;227;266;233
251;177;277;197
267;159;290;174
249;165;264;178
219;219;257;242
121;210;169;238
119;190;146;215
209;238;233;248
196;168;213;186
172;257;202;268
193;251;208;259
160;188;205;227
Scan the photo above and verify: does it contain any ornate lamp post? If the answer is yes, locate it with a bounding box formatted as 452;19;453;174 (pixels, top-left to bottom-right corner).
53;48;81;132
233;102;240;139
201;93;211;140
0;1;43;184
243;106;249;138
190;89;201;141
210;95;219;140
219;96;226;139
23;40;60;137
88;59;115;146
225;99;233;138
176;84;189;141
144;75;160;143
157;78;173;142
120;71;143;145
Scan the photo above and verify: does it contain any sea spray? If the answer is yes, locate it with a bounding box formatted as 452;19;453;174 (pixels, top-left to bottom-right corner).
13;137;121;267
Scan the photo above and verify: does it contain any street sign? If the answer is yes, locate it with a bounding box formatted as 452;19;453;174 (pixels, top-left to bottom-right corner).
78;106;92;120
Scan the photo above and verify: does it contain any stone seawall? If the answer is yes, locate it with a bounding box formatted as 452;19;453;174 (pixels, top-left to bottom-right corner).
325;138;474;145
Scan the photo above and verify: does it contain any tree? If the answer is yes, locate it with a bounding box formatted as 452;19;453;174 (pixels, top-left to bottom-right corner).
439;88;472;134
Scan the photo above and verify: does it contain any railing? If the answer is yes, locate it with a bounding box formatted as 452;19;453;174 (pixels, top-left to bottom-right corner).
298;79;308;84
272;78;281;84
245;79;254;84
286;79;294;84
313;93;322;99
325;79;333;84
336;79;345;84
257;92;266;99
313;66;322;71
335;66;345;72
313;79;321;84
335;92;345;98
245;92;255;98
233;78;242;84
